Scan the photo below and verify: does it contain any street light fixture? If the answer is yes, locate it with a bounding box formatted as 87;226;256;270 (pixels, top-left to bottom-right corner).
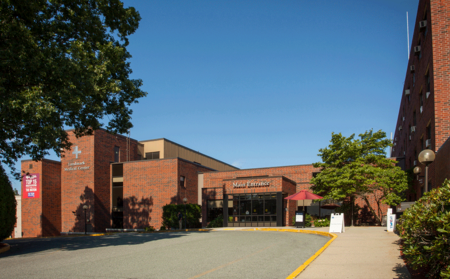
413;166;422;180
182;197;188;229
418;149;435;193
82;205;88;235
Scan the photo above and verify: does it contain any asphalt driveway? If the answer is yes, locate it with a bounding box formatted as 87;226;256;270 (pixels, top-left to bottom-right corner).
1;230;329;279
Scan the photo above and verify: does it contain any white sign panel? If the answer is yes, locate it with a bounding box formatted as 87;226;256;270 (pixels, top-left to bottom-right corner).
387;214;396;232
329;213;345;233
295;212;304;223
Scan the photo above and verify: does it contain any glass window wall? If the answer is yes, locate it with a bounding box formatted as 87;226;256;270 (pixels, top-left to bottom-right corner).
228;193;278;227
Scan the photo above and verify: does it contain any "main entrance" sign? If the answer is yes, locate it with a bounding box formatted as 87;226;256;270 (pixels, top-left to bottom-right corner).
232;181;270;188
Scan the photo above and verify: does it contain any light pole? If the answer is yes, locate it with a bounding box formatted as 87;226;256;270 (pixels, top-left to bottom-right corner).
418;149;435;193
182;197;187;229
83;205;88;235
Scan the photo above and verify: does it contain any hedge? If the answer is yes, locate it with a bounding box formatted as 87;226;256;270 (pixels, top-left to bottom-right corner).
397;180;450;279
162;204;201;229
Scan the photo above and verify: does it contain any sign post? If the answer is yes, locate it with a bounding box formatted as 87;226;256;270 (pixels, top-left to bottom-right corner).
295;211;304;228
329;213;345;233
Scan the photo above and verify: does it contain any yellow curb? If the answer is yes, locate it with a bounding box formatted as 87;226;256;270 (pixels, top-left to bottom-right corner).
235;228;337;279
286;230;337;279
90;233;105;236
0;243;11;254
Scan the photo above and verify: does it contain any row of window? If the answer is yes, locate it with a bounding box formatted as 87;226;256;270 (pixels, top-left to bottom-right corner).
113;147;161;162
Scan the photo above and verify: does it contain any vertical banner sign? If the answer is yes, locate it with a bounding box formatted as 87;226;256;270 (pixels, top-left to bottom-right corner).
329;213;345;233
23;173;40;199
387;214;396;232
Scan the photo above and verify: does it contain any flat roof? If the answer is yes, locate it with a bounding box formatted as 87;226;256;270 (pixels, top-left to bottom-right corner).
138;138;239;170
199;163;316;174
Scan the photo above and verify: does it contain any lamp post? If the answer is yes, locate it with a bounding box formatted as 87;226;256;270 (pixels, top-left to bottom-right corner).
418;149;435;193
182;197;187;229
82;205;88;235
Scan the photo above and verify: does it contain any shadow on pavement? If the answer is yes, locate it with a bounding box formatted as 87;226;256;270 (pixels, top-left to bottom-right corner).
1;231;211;258
393;263;411;279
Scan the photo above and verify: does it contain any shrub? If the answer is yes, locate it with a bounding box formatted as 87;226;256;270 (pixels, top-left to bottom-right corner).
159;225;166;231
314;218;330;227
145;226;155;232
397;180;450;279
0;165;16;242
207;215;223;228
162;204;202;229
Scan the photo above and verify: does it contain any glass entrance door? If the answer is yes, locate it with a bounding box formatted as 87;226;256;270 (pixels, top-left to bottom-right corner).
228;193;278;227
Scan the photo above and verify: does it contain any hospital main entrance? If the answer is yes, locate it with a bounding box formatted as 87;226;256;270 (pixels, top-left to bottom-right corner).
207;192;285;227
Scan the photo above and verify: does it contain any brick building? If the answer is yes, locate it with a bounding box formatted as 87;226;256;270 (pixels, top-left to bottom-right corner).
20;128;390;237
20;129;238;237
391;0;450;200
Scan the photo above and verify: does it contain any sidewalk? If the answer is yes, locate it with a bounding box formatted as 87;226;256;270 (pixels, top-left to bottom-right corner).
297;226;410;279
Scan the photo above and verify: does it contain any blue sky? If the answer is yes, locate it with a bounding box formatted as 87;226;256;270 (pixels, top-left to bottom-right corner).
7;0;420;191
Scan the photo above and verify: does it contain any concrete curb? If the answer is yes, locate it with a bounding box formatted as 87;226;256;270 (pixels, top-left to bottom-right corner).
0;243;11;254
137;228;212;233
232;228;338;279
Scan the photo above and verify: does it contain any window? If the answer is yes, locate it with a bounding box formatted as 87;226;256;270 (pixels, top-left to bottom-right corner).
29;164;33;169
421;137;424;151
407;88;411;102
420;93;423;107
413;111;416;126
180;176;185;188
423;12;428;38
418;40;422;59
413;73;415;87
145;151;160;160
426;124;431;140
114;146;120;162
426;72;431;92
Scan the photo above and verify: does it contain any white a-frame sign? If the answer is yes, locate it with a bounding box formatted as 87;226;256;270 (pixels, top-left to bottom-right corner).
329;213;345;233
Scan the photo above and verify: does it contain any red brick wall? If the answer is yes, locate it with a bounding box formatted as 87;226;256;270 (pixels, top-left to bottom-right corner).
431;0;450;150
61;129;139;233
21;161;43;238
21;159;61;237
122;159;178;229
94;129;139;231
435;137;450;188
41;160;61;236
178;160;214;205
122;158;213;229
61;131;95;232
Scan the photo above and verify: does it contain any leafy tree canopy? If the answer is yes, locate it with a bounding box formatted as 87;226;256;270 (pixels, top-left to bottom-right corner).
0;0;147;178
0;164;16;241
310;130;408;224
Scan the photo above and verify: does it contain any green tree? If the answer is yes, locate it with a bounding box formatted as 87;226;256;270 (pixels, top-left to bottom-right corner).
310;130;408;225
0;0;147;178
0;165;16;242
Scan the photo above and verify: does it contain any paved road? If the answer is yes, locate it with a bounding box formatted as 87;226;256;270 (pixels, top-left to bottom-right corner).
1;231;329;279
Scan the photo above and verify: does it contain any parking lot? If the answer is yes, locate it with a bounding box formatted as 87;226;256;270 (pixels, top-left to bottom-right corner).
1;230;329;278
